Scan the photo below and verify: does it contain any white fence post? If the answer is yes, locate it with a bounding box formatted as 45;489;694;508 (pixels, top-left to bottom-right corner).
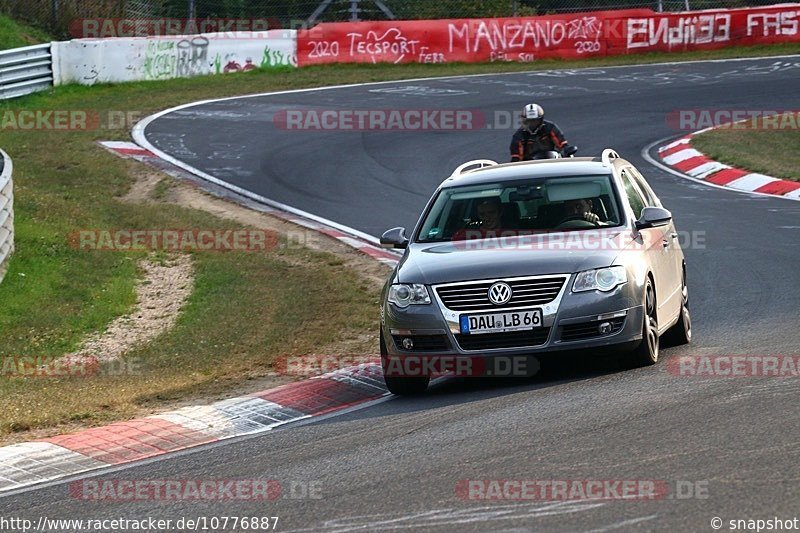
0;149;14;284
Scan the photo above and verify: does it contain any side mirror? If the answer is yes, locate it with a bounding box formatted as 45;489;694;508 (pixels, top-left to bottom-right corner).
380;227;409;249
635;206;672;230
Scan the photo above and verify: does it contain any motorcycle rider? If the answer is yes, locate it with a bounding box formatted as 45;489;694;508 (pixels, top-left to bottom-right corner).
510;103;577;162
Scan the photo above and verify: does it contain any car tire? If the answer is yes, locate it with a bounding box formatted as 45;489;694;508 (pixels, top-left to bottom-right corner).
663;270;691;346
380;329;430;395
625;278;659;367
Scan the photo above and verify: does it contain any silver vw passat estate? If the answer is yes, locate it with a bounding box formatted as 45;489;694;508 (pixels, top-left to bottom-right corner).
379;150;691;395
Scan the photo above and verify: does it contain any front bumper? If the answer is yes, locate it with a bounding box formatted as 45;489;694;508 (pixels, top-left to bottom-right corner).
381;276;644;358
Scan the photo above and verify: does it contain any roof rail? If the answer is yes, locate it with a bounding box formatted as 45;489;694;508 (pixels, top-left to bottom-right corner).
601;149;620;166
450;159;498;178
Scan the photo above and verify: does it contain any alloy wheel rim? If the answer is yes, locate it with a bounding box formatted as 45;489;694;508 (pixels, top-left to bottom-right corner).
681;279;691;341
648;317;659;360
646;285;658;360
683;305;692;341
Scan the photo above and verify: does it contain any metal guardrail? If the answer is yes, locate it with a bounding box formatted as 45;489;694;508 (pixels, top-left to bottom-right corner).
0;43;53;100
0;149;13;284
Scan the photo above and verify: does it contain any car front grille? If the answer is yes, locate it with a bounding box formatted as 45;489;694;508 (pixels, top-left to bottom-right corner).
455;328;551;351
559;316;626;342
436;276;567;312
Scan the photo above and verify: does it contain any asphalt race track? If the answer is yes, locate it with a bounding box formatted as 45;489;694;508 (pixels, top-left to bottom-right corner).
3;57;800;532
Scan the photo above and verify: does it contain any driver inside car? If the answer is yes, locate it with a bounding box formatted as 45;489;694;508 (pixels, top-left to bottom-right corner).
561;198;604;226
451;198;523;240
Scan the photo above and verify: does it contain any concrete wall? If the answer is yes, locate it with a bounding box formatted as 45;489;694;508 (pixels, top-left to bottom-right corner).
52;30;297;85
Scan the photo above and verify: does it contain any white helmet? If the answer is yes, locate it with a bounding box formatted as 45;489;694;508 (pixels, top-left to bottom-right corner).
522;103;545;132
522;103;544;120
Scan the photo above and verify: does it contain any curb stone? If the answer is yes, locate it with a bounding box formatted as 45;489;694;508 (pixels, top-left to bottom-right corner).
657;133;800;199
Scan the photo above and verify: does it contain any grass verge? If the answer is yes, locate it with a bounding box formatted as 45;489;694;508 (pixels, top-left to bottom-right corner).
1;42;799;441
1;247;377;435
691;112;800;181
0;14;53;51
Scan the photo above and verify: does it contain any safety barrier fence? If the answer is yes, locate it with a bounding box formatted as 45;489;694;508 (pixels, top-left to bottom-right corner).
0;43;53;99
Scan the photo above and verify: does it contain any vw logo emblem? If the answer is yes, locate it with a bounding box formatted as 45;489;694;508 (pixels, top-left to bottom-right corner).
488;282;512;305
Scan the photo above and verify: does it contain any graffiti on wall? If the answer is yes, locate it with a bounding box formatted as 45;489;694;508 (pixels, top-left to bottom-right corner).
447;17;604;61
746;10;800;37
214;53;257;73
261;45;294;67
177;37;211;77
626;14;731;49
299;16;612;66
143;39;295;80
296;6;800;67
143;41;177;80
568;16;604;54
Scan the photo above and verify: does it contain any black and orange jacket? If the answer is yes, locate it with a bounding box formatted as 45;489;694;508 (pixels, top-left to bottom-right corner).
509;121;569;161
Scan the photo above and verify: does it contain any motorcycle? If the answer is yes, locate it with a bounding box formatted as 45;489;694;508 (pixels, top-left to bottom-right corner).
531;145;578;160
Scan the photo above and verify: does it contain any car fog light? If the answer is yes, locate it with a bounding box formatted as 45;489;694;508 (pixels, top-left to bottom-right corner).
598;321;612;335
402;338;414;350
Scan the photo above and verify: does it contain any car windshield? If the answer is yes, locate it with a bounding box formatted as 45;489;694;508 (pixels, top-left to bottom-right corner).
416;174;623;242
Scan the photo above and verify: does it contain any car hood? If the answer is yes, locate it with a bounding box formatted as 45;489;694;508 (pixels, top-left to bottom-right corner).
397;230;633;285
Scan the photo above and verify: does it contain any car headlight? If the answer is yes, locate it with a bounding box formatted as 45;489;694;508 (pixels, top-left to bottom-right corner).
572;266;627;293
388;284;431;308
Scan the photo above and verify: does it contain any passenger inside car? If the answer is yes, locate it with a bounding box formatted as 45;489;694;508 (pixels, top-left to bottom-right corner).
475;198;503;230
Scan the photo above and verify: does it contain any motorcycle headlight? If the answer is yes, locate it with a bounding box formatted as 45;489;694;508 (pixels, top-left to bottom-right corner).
573;266;627;293
388;284;431;308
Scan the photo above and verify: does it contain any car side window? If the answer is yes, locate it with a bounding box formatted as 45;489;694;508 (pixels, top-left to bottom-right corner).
620;170;646;219
627;167;658;207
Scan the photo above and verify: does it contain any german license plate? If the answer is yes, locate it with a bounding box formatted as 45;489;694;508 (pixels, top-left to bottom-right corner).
459;309;543;335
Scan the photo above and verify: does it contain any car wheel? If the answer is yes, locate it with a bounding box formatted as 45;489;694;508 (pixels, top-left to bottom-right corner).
380;329;430;395
626;278;659;367
664;270;691;346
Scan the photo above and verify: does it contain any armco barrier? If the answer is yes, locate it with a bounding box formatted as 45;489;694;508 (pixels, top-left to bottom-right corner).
0;149;13;284
0;44;54;99
297;4;800;66
52;30;297;85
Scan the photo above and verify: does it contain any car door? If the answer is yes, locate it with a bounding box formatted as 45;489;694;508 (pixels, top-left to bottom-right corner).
619;168;676;328
628;166;683;323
